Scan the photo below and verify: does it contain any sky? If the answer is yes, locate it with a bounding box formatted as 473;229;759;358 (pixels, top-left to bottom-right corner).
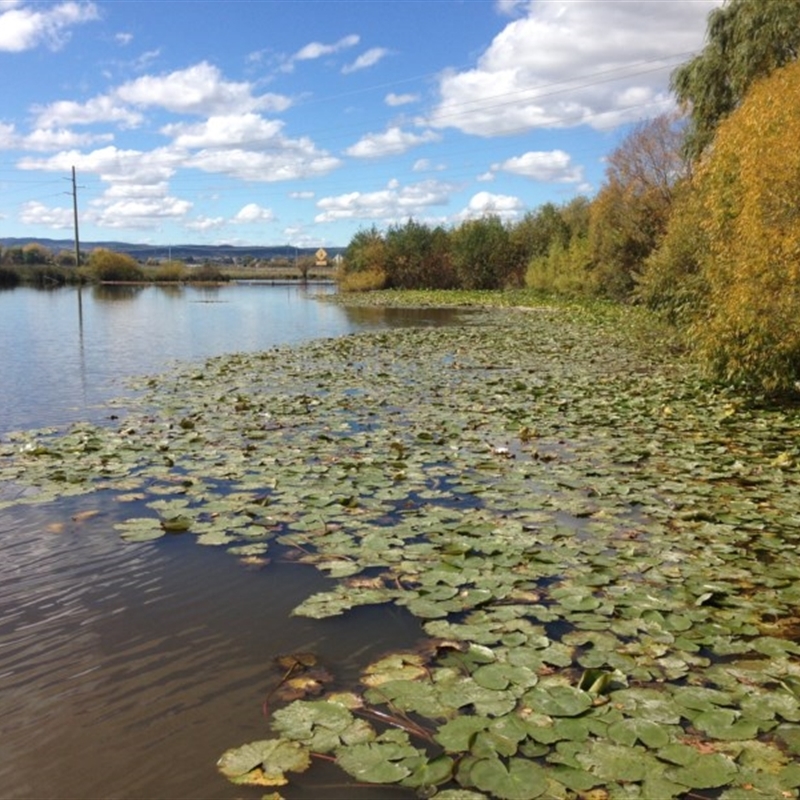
0;0;723;249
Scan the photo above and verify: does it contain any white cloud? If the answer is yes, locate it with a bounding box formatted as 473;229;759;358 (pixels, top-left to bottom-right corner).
342;47;389;74
429;0;722;136
115;61;291;115
412;158;445;173
456;191;524;222
289;191;315;199
89;195;192;229
294;33;359;62
345;126;441;159
185;215;226;232
385;92;420;107
491;149;583;182
315;179;452;223
187;145;341;182
233;203;274;223
0;1;99;52
20;200;74;228
22;127;113;151
0;121;18;149
33;95;143;129
115;31;133;46
162;114;284;149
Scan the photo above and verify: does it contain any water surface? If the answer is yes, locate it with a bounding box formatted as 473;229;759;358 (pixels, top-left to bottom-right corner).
0;283;463;799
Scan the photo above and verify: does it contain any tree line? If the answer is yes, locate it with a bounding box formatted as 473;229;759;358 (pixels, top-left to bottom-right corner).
340;0;800;395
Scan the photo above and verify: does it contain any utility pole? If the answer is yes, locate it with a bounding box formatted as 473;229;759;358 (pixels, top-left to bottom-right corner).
71;166;80;267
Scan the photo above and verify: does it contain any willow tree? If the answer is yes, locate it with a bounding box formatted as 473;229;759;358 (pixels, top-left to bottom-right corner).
672;0;800;160
690;60;800;393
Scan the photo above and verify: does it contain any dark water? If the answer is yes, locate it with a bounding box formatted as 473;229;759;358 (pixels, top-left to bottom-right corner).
0;284;463;799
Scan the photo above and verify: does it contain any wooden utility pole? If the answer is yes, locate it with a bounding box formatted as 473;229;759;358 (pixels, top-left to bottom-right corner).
71;166;80;267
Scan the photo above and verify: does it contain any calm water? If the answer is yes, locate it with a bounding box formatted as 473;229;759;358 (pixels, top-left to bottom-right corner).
0;284;464;800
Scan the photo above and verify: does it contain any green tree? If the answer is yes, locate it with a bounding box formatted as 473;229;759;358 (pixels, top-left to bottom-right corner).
688;60;800;392
588;113;688;300
450;215;521;290
672;0;800;160
383;219;455;289
510;203;570;263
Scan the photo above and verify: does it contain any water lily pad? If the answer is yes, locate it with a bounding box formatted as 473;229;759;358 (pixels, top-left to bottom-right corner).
468;756;548;800
523;685;592;718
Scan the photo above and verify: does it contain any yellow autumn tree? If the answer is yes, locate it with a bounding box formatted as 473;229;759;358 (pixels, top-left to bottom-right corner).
690;59;800;393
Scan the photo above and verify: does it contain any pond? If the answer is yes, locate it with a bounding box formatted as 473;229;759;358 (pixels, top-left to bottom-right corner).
0;283;463;434
0;284;465;800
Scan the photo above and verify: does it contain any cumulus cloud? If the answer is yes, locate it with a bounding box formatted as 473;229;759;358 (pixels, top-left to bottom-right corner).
315;179;452;223
115;61;291;115
89;195;192;229
32;62;292;138
295;33;359;62
33;95;143;129
22;127;113;151
342;47;389;74
233;203;275;223
456;191;524;222
345;126;441;158
0;1;99;52
20;200;74;228
162;114;284;149
428;0;722;136
385;92;420;107
185;215;226;232
490;149;583;183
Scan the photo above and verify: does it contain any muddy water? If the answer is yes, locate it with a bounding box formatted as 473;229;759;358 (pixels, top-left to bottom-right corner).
0;284;463;799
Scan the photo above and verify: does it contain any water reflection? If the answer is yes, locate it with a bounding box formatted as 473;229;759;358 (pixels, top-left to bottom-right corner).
91;284;145;301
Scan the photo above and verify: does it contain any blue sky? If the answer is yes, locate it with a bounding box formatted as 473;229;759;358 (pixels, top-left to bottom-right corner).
0;0;722;249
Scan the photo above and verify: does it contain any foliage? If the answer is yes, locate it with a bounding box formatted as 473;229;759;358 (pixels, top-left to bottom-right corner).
588;113;688;300
687;60;800;393
343;226;387;275
188;262;229;282
150;260;187;282
337;267;387;293
634;180;709;323
672;0;800;160
22;243;53;264
384;219;456;290
450;215;522;290
87;248;145;282
525;235;593;297
510;203;571;263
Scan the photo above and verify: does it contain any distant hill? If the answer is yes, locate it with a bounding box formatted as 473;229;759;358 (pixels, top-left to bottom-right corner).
0;237;345;263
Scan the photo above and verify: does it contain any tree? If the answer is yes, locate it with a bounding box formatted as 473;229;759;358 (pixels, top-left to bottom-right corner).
588;113;688;299
450;215;521;290
383;219;455;289
672;0;800;160
510;203;570;264
688;60;800;392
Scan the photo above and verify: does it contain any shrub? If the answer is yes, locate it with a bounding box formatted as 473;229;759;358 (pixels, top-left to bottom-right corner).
87;249;145;282
188;263;228;282
151;260;187;282
337;267;387;292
